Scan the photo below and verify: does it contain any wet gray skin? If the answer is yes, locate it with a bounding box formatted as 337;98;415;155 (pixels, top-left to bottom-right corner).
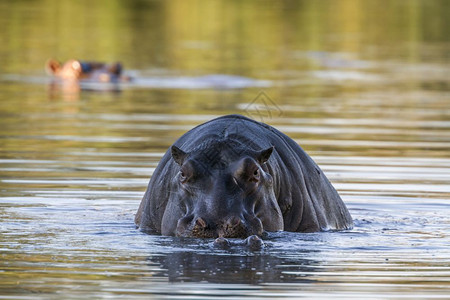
135;115;353;240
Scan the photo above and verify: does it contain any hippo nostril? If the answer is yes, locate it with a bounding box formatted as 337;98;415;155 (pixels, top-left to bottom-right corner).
195;217;207;229
228;216;241;227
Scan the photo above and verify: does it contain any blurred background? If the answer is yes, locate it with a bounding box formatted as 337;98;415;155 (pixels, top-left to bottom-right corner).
1;0;448;73
1;0;448;153
0;0;449;298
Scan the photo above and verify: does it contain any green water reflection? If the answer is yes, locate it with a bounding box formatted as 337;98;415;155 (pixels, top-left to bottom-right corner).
1;0;448;74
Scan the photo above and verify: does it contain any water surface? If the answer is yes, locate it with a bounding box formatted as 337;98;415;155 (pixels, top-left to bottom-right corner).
0;0;449;298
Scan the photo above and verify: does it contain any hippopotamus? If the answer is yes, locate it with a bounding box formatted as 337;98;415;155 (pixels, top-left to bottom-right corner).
45;59;129;82
135;115;353;240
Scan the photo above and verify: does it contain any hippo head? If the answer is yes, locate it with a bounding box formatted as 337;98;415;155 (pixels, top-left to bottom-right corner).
45;59;122;82
162;140;284;239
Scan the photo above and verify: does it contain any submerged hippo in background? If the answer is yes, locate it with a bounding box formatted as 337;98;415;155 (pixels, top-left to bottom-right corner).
45;59;129;82
135;115;353;241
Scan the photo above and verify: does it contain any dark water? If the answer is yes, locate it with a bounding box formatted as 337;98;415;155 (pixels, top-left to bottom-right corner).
1;0;449;298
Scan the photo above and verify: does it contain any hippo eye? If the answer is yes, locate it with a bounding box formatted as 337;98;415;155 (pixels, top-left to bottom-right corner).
249;168;260;183
180;171;186;182
179;161;195;183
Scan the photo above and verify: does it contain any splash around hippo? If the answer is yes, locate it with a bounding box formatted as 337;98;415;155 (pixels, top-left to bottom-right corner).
135;115;353;240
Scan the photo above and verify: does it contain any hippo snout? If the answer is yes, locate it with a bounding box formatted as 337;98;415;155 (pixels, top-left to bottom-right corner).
175;214;263;239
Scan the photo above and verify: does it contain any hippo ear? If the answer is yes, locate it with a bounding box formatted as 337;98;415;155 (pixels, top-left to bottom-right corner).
45;59;61;75
109;62;122;75
171;145;187;165
256;146;274;164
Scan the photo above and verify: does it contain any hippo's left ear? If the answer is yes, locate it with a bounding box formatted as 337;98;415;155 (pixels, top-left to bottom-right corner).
171;145;187;165
256;146;274;164
45;59;61;75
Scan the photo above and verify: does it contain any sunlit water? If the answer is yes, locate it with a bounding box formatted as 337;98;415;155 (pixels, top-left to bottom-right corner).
1;0;449;299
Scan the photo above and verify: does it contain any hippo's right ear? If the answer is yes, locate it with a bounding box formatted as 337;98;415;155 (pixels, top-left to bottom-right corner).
45;59;61;75
108;62;123;75
171;145;187;165
256;146;274;164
